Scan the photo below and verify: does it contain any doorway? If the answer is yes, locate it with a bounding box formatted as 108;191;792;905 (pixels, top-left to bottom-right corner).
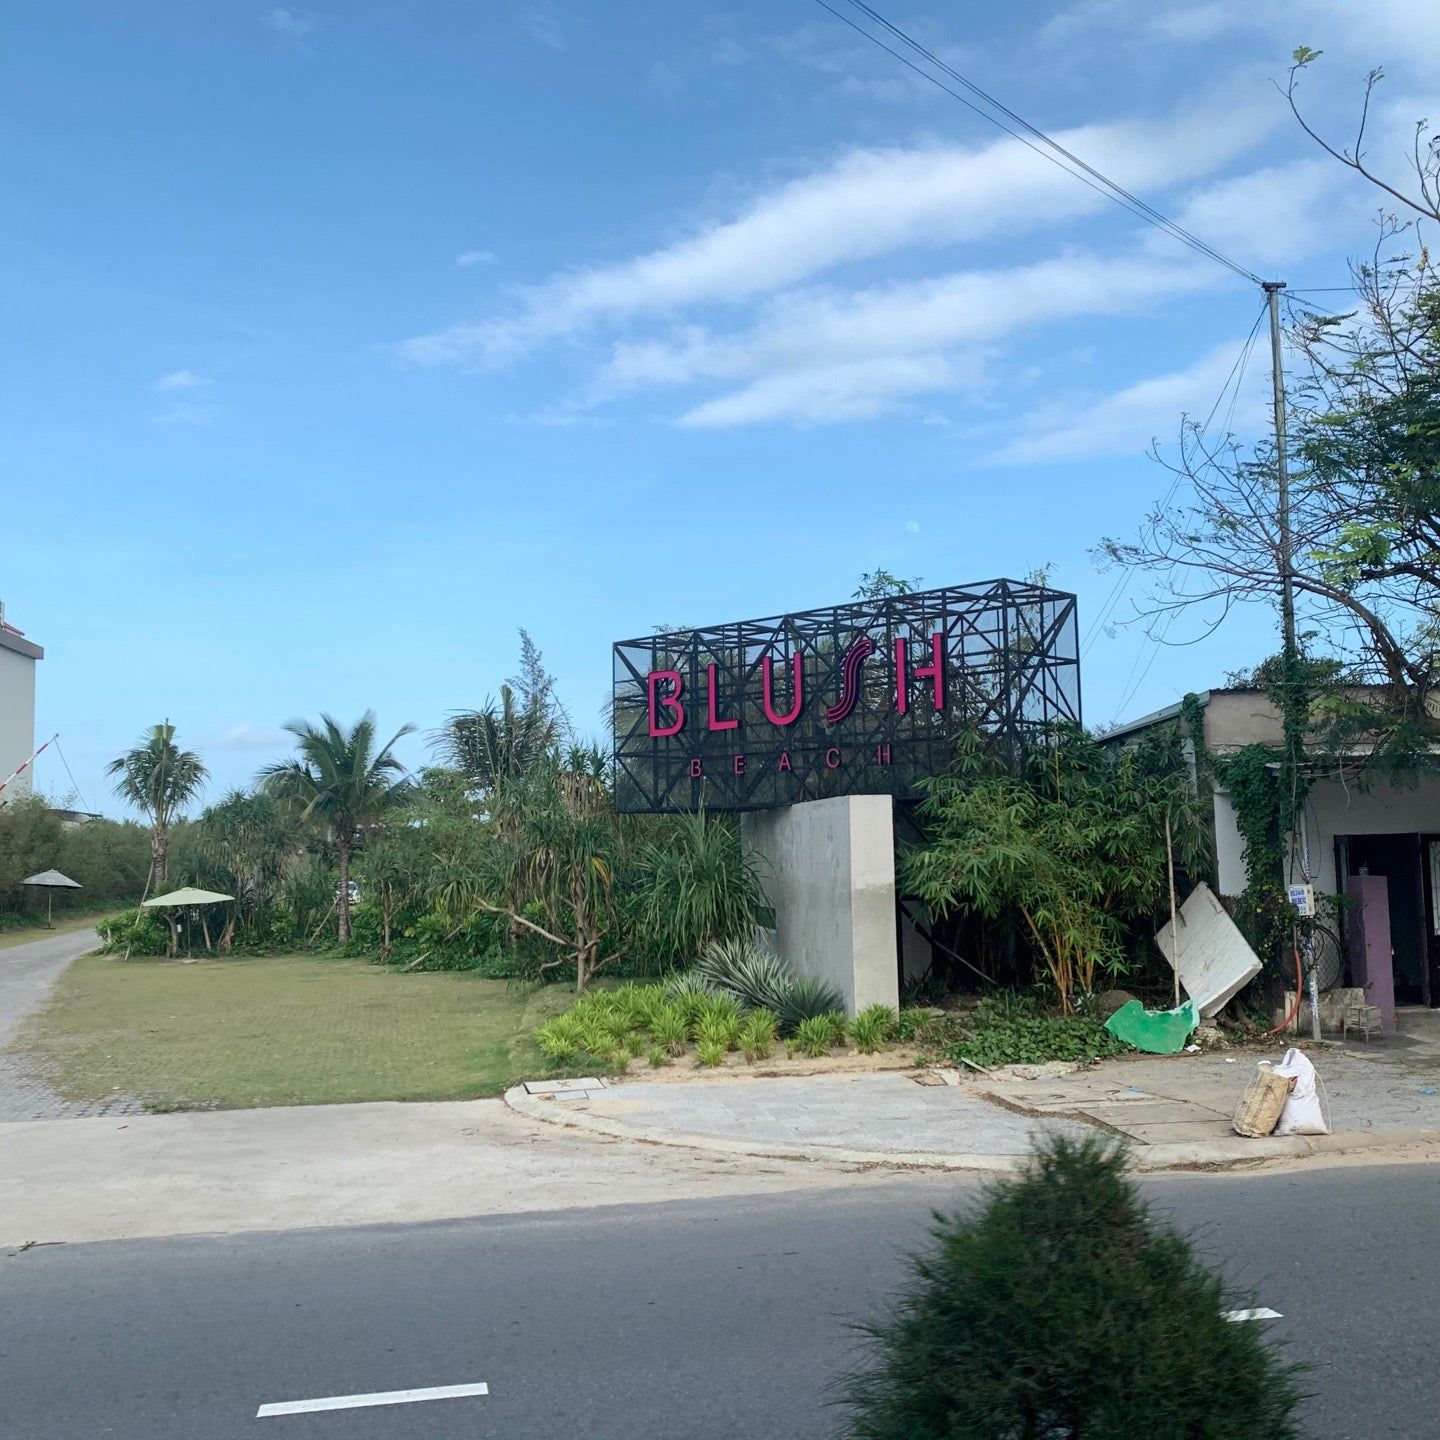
1339;833;1438;1007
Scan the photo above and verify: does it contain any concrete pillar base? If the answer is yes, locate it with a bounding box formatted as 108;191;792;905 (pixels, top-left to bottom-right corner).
741;795;900;1017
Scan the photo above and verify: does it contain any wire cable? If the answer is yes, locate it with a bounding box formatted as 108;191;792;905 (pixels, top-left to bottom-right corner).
52;737;92;815
1082;295;1267;665
818;0;1264;285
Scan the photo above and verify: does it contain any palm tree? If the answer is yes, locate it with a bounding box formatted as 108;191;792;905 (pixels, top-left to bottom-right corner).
106;722;208;894
259;711;415;941
435;684;556;792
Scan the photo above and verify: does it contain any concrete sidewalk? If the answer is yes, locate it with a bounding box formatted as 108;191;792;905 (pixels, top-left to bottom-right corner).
976;1036;1440;1149
0;1097;949;1248
506;1032;1440;1173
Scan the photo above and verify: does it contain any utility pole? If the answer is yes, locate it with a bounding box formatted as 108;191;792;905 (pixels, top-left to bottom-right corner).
1264;279;1319;1041
1264;282;1297;671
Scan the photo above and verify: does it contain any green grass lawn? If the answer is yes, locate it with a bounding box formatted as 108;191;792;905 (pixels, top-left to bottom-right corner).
11;952;577;1109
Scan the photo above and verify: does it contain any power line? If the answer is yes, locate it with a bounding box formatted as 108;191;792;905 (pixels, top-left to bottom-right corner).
817;0;1264;285
1108;296;1269;714
52;737;92;815
1081;295;1268;663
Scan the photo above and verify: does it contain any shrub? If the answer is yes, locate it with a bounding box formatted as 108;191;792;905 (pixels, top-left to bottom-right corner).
775;976;844;1037
840;1135;1306;1439
697;938;843;1036
699;938;792;1010
648;1046;668;1068
922;996;1129;1069
821;1010;849;1045
851;1005;897;1054
662;969;714;1000
629;809;769;969
739;1009;777;1061
789;1014;834;1059
650;1005;690;1057
695;1010;743;1053
96;910;169;957
535;1020;581;1068
694;1038;726;1067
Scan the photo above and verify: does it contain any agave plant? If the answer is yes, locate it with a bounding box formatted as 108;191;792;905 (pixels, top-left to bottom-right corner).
662;969;715;1000
698;937;844;1035
773;976;845;1038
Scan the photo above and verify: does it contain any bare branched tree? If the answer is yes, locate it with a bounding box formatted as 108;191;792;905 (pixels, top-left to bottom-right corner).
1099;50;1440;751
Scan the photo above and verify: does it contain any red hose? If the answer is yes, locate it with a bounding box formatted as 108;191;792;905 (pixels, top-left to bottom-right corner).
1261;945;1305;1038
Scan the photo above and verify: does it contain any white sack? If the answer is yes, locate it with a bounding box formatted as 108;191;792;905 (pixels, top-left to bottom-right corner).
1271;1048;1330;1136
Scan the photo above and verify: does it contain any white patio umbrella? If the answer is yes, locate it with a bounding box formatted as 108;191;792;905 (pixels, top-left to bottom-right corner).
142;887;233;957
22;869;82;927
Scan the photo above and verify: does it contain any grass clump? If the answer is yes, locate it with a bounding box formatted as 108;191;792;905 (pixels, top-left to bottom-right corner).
739;1009;777;1061
694;1038;726;1068
851;1004;897;1054
789;1013;836;1059
650;1004;689;1056
840;1134;1305;1439
695;1010;743;1053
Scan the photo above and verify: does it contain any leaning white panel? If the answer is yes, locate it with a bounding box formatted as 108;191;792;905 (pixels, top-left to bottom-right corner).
1155;882;1263;1019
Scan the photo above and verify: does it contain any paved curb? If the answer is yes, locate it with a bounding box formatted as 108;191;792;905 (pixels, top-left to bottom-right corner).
504;1085;1440;1174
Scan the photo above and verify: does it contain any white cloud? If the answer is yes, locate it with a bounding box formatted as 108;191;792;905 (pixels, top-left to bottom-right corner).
261;7;316;42
399;96;1272;369
679;354;962;428
1038;0;1440;66
905;519;921;532
154;369;205;391
517;1;565;52
201;722;290;751
986;340;1271;465
1154;158;1345;268
456;249;497;267
596;251;1218;426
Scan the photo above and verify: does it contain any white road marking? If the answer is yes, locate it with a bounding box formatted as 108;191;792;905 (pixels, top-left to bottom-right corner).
1223;1308;1282;1322
256;1382;489;1418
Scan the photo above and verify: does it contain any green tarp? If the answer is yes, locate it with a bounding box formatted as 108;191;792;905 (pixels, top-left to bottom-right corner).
1104;998;1199;1055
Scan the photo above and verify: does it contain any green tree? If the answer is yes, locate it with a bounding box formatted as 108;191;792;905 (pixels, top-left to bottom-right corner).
841;1134;1306;1439
259;711;415;942
626;809;769;970
854;568;921;600
437;684;556;793
105;722;208;892
472;755;622;991
902;728;1205;1011
180;789;295;948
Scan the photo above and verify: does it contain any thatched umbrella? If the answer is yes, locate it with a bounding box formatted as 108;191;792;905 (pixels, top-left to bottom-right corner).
22;869;82;927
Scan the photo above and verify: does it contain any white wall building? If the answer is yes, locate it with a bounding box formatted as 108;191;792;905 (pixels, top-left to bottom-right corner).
0;604;43;803
1111;687;1440;1011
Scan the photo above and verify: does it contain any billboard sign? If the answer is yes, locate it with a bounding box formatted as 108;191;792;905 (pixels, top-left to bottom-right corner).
612;577;1079;814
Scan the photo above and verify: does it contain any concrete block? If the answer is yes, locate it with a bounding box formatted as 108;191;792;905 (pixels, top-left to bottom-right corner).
742;795;900;1017
524;1078;604;1095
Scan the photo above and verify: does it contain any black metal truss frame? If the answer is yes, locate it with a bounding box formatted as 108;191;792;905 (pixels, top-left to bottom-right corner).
612;577;1080;814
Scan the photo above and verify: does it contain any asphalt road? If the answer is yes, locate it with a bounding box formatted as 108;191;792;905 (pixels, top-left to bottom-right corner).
3;1164;1437;1439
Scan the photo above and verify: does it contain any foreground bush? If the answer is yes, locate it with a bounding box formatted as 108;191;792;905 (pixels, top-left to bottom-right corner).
841;1135;1306;1440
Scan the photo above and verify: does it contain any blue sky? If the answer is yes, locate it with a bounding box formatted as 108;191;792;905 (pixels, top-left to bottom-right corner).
3;0;1435;815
